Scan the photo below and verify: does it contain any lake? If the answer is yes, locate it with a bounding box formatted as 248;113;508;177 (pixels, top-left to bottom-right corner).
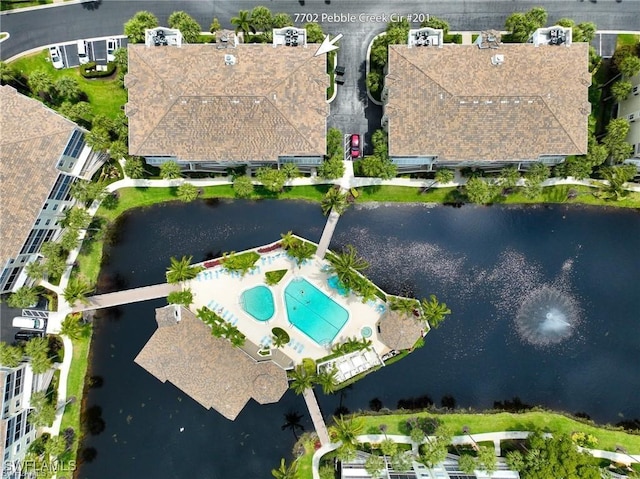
76;200;640;479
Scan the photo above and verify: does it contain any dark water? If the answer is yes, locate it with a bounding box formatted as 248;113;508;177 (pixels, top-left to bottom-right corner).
77;200;640;479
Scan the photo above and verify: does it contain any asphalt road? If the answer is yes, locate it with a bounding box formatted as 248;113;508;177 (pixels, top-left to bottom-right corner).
2;0;640;60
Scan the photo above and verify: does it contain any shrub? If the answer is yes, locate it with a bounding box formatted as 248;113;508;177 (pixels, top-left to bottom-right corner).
80;62;117;79
265;269;287;286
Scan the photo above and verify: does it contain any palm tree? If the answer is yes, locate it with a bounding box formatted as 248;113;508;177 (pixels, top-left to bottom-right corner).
63;277;95;306
0;343;23;368
321;187;350;216
271;458;298;479
160;160;182;179
279;231;297;250
166;255;202;284
288;364;314;395
352;276;378;303
365;454;386;478
59;314;87;340
231;10;256;39
27;69;53;99
331;415;364;447
389;296;420;318
54;76;81;101
281;411;305;440
7;286;38;308
287;241;316;267
327;245;369;287
420;294;451;328
177;183;199;202
315;366;338;395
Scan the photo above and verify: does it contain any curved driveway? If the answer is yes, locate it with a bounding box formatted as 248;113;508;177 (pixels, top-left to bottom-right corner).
2;0;640;60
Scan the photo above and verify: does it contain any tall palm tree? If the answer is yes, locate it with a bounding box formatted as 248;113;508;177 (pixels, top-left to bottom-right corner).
63;277;95;306
281;411;305;440
231;10;256;39
288;364;314;395
315;366;338;395
420;294;451;328
321;187;350;216
271;458;298;479
166;255;202;284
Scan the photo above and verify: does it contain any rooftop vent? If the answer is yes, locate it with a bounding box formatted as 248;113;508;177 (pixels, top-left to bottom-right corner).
491;54;504;66
224;54;237;66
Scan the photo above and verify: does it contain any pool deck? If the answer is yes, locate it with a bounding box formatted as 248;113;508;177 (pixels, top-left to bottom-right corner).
188;246;391;367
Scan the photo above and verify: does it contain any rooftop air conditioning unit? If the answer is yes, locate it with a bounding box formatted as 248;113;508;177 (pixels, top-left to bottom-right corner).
491;54;504;66
224;54;237;66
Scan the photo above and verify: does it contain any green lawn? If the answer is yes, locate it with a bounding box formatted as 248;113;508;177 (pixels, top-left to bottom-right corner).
59;330;92;468
0;0;50;11
354;184;640;209
357;411;640;452
9;50;127;120
617;34;640;47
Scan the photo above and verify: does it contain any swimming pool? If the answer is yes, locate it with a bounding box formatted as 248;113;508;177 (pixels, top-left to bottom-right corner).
284;278;349;345
241;286;275;321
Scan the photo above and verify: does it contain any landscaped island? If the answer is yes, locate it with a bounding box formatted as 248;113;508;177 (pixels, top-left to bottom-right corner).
132;233;451;421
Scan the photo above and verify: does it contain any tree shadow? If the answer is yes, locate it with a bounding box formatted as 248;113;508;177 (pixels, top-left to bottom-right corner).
81;0;101;10
81;405;106;436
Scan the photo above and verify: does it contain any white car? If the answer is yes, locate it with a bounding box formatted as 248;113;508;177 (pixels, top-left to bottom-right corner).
49;46;64;69
106;38;117;62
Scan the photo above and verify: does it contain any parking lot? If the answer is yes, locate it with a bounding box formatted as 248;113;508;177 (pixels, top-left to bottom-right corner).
55;36;127;69
0;298;49;345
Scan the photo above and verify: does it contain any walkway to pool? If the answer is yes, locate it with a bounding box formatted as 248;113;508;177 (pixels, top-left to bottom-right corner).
188;241;391;367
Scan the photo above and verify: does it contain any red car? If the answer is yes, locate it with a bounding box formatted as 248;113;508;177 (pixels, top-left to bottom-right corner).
350;134;360;158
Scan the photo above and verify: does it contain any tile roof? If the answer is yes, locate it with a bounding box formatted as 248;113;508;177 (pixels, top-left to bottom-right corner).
125;44;328;162
385;43;591;162
0;86;77;265
134;306;289;420
377;310;424;351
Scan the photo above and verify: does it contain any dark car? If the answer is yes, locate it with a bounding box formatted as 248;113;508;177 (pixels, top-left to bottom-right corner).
350;134;360;158
15;329;45;342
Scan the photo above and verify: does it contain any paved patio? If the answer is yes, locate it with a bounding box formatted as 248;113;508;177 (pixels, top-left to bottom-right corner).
187;241;391;367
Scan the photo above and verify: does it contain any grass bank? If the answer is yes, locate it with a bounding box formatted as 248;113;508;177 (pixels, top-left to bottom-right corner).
58;330;92;469
355;184;640;209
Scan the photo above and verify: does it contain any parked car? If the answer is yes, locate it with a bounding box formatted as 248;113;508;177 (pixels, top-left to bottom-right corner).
106;38;117;62
15;330;45;342
12;317;44;330
49;46;64;69
77;40;89;65
350;134;360;159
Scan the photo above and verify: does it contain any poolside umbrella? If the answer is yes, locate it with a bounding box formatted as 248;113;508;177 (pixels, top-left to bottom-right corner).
376;310;424;351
